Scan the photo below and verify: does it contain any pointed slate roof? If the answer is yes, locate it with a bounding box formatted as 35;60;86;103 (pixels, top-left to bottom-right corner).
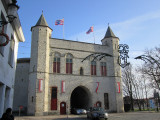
35;13;48;26
104;26;116;38
31;13;53;31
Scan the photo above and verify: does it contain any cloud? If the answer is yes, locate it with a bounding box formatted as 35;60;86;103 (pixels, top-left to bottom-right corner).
68;10;160;44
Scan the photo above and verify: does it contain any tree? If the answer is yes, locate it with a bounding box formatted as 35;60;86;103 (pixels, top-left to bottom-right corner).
122;64;135;111
122;64;151;111
136;46;160;90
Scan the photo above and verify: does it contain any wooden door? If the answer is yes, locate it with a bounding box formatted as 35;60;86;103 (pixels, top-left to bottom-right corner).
51;87;57;110
60;102;66;114
96;101;101;107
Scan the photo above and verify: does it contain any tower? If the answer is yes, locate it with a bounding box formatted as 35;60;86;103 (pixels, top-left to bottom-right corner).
27;13;52;115
101;26;124;112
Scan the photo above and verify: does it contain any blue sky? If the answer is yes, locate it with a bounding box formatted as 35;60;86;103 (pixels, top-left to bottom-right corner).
17;0;160;65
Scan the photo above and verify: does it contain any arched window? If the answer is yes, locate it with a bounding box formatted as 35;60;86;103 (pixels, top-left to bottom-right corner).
80;67;83;75
66;53;73;74
53;52;60;73
91;61;96;75
100;62;107;76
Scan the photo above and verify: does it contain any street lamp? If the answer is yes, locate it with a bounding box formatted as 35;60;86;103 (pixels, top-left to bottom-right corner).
0;0;19;46
135;55;160;111
135;55;160;68
7;0;19;23
0;0;19;25
82;44;130;68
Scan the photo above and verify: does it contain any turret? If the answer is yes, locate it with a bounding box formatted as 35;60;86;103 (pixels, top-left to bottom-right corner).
27;13;52;115
102;26;124;113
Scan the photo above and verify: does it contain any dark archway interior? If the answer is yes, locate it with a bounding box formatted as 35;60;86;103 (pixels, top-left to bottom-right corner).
71;86;90;109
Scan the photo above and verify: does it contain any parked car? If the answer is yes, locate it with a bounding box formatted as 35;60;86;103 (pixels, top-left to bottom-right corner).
71;108;87;115
79;109;87;114
87;107;108;120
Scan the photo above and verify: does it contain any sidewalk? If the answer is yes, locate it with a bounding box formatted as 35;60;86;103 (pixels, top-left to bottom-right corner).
15;114;87;120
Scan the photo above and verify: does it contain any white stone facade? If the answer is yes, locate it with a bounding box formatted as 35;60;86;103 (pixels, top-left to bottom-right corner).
0;0;25;117
14;14;124;116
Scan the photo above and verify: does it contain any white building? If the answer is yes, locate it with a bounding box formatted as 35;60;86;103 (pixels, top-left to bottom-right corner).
0;0;25;117
14;14;124;116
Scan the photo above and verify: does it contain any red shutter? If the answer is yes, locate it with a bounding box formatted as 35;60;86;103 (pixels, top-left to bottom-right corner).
66;63;68;73
91;65;93;75
94;65;96;75
70;63;72;74
104;66;106;76
53;62;56;73
101;66;103;76
57;62;60;73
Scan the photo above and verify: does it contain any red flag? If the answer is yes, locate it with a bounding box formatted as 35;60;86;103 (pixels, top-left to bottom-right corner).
86;26;93;34
55;18;64;25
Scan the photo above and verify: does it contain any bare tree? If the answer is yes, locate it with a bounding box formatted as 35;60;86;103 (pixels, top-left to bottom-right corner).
122;64;152;111
138;46;160;90
122;64;134;111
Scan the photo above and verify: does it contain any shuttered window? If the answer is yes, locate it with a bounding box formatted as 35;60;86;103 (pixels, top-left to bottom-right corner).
101;62;107;76
66;54;73;74
91;61;96;75
53;57;60;73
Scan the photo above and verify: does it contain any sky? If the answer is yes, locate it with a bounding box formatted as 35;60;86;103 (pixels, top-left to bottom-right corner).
17;0;160;66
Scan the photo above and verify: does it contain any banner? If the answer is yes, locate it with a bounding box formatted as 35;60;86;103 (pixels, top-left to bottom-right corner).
38;79;43;92
117;82;120;93
96;82;99;93
61;81;65;93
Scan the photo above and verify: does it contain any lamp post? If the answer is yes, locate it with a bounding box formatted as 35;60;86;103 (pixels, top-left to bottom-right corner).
135;55;160;111
0;0;19;46
82;44;130;68
135;55;160;89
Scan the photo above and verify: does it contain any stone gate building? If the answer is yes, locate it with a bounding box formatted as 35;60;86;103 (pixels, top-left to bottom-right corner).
13;13;124;115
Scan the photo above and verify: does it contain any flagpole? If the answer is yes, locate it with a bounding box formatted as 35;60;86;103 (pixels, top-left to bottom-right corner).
63;18;65;39
93;25;95;44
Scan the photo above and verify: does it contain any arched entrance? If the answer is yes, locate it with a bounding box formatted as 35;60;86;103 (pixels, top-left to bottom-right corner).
70;86;91;111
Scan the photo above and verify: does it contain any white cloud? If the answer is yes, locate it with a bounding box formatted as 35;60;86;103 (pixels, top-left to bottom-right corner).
68;10;160;44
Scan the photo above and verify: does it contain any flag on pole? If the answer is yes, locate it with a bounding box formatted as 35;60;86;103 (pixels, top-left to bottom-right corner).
55;18;64;25
86;26;93;34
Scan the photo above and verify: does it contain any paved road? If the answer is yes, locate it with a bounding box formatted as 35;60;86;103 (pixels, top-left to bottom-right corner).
15;112;160;120
109;112;160;120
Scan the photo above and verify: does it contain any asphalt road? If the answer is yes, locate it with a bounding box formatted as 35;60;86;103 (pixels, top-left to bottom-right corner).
15;112;160;120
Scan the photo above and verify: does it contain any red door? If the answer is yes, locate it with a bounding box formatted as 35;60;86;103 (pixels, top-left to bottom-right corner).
51;87;57;110
60;102;66;114
96;101;101;107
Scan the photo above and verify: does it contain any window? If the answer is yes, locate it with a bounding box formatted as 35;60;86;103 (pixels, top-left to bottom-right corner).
66;54;73;74
101;62;107;76
53;53;60;73
80;67;83;75
104;93;109;110
8;36;15;67
91;61;96;75
0;12;7;56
